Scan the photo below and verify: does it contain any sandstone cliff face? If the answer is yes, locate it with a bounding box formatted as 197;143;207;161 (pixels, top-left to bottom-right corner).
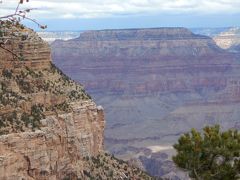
0;25;51;70
0;22;105;179
51;27;240;177
0;22;91;134
0;102;104;180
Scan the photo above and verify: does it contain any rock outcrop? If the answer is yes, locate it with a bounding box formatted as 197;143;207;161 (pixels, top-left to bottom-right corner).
213;27;240;52
0;20;104;180
0;25;51;70
0;102;105;179
51;27;240;177
0;21;151;179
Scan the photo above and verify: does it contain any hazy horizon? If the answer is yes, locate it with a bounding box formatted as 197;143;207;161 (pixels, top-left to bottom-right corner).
35;26;236;32
1;0;240;31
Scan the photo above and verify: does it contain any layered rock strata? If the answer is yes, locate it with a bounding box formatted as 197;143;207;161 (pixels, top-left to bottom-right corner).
0;102;105;179
51;27;240;177
0;21;104;180
0;21;153;180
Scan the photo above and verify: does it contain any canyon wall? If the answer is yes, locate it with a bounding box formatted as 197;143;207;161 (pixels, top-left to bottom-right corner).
0;102;105;180
0;22;105;180
52;28;233;96
51;27;240;177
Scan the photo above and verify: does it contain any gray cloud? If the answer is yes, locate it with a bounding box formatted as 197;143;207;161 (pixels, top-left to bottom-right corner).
0;0;240;19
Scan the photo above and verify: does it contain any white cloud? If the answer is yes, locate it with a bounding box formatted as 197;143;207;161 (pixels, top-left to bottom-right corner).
0;0;240;19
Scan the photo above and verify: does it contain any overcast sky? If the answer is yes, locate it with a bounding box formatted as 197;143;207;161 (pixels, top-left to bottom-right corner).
0;0;239;30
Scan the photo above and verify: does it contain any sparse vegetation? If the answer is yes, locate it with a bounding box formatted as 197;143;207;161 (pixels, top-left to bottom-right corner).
81;153;153;180
2;69;13;79
0;60;91;134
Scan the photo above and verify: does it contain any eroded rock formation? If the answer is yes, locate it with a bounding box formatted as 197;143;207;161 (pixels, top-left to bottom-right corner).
0;102;105;179
51;27;240;177
214;27;240;52
0;21;105;179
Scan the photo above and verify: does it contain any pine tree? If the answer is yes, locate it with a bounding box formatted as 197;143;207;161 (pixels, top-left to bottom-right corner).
173;125;240;180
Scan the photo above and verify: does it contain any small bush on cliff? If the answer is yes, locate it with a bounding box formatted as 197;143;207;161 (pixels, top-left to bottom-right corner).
173;125;240;180
21;104;45;130
2;69;13;79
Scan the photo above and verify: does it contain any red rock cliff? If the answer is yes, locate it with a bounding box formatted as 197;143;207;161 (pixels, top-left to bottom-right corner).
0;22;105;179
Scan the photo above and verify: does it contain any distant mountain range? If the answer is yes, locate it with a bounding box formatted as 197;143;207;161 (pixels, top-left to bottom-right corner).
51;27;240;178
38;27;240;53
213;27;240;52
37;31;83;43
37;27;238;43
190;27;231;37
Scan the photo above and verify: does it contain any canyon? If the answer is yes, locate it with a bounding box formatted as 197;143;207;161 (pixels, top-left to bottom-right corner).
51;27;240;177
0;22;151;179
213;27;240;52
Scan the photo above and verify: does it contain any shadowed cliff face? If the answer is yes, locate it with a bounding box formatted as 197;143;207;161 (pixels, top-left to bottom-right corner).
51;27;240;177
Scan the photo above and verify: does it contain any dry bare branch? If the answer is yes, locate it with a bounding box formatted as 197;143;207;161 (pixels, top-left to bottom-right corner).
0;0;47;58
